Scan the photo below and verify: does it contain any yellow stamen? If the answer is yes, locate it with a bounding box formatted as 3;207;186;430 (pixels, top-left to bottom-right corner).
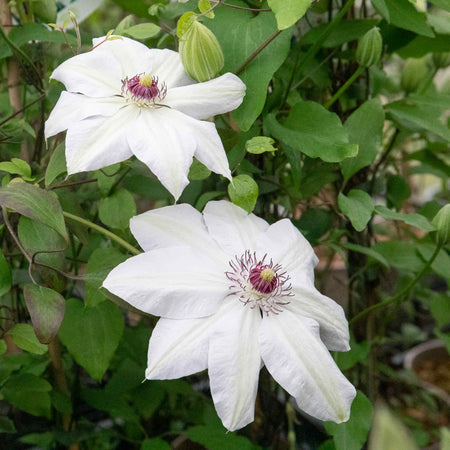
260;268;275;282
139;74;153;87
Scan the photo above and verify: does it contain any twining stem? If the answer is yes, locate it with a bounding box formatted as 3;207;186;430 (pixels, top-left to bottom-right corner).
350;243;443;324
292;0;356;86
324;65;364;109
62;211;141;255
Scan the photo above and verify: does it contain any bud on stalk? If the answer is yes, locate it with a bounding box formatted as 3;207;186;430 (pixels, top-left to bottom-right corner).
401;56;432;93
432;52;450;69
432;204;450;246
356;27;382;68
177;13;224;82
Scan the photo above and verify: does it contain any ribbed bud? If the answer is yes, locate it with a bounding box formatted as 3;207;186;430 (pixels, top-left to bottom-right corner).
432;52;450;69
401;57;432;93
356;27;382;68
177;14;224;82
432;204;450;246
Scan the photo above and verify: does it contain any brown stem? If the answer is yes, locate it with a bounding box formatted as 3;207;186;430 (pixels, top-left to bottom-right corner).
235;29;282;75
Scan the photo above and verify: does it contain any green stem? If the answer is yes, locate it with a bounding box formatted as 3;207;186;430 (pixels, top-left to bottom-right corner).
293;0;356;85
62;211;141;256
350;243;443;324
324;65;364;109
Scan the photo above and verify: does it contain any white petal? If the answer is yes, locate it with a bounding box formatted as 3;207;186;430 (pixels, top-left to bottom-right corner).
103;247;228;319
65;106;136;174
288;270;350;351
45;91;125;139
50;45;123;97
146;316;211;379
256;219;318;274
164;73;246;120
130;204;228;266
260;312;356;423
203;200;269;255
208;299;261;431
179;114;232;181
128;108;196;200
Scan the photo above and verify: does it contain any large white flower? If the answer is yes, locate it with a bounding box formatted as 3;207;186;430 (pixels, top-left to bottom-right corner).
103;201;356;431
45;36;245;200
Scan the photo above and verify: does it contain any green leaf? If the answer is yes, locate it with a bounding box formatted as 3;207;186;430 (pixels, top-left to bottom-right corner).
141;438;171;450
295;208;333;242
268;0;312;29
228;175;258;213
338;190;374;232
187;425;258;450
428;293;450;328
188;158;211;181
266;102;358;163
198;0;214;18
0;339;6;355
372;0;434;37
245;136;277;154
1;374;51;418
417;243;450;280
374;205;435;232
207;5;291;131
45;143;66;187
0;158;32;179
85;248;127;308
340;99;385;181
95;163;121;196
386;175;411;210
98;189;136;230
8;324;48;355
124;23;161;40
371;241;424;272
24;285;65;344
429;0;450;11
0;182;68;241
341;242;389;268
0;249;12;296
334;336;370;370
0;416;16;434
324;391;373;450
58;298;124;381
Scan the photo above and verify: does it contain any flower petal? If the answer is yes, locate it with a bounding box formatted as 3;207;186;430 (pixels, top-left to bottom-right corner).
50;45;123;97
103;247;228;319
128;108;196;200
203;200;269;255
260;311;356;423
179;114;232;181
146;316;211;379
65;106;136;174
130;204;228;266
208;299;261;431
45;91;125;139
164;73;246;120
256;219;318;274
288;270;350;351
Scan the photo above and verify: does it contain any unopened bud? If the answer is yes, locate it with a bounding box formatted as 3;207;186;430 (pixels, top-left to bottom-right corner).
432;52;450;69
432;204;450;245
401;57;431;93
177;14;224;82
33;0;57;22
356;27;382;67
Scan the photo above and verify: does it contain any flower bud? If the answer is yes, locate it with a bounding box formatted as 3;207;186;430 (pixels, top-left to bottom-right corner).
401;57;431;93
432;204;450;246
177;14;224;82
356;27;382;68
432;52;450;69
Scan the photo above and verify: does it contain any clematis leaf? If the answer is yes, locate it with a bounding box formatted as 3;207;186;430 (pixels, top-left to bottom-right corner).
338;190;374;232
8;324;48;355
268;0;312;30
374;205;435;232
0;182;68;241
141;438;171;450
228;175;258;213
0;248;12;296
123;23;161;40
23;284;65;344
45;143;66;187
58;298;124;381
245;136;277;155
188;158;211;181
0;416;16;434
98;189;136;230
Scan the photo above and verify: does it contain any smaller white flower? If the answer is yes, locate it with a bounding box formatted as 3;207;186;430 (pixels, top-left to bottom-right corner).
103;201;356;431
45;36;246;200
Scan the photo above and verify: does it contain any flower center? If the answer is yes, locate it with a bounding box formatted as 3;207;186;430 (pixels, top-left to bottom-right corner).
121;73;167;107
226;251;293;315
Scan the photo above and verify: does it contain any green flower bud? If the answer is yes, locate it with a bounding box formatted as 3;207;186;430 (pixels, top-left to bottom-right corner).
401;57;432;93
356;27;382;68
177;14;224;83
432;52;450;69
432;204;450;246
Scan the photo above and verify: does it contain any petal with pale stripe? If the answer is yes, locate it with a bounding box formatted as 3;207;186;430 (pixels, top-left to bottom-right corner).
260;311;356;423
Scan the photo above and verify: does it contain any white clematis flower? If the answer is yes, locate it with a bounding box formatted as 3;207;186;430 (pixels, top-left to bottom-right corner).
103;201;356;431
45;36;245;200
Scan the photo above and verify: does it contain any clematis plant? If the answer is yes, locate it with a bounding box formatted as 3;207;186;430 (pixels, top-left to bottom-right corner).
103;201;356;431
45;36;245;200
